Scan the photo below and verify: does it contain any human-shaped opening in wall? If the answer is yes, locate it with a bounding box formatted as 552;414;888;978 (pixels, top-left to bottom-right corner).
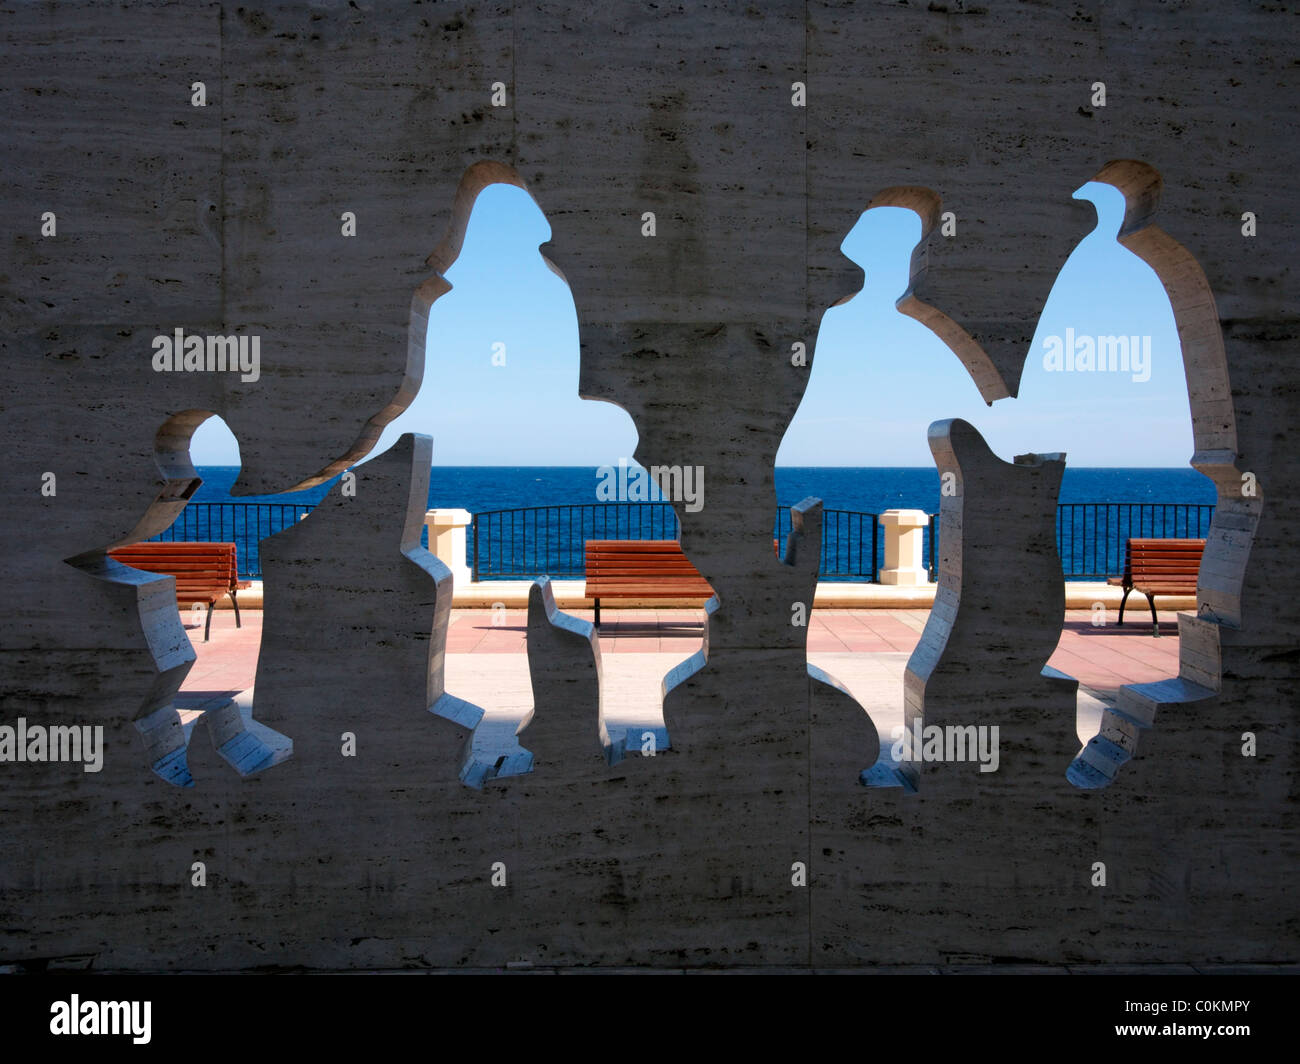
785;176;1213;792
780;199;999;769
1010;180;1210;773
364;176;691;780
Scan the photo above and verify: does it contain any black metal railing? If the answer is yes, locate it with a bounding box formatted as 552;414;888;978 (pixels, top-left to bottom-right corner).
772;507;885;582
473;503;681;579
150;502;309;578
471;501;1212;582
1057;502;1215;580
149;499;1214;585
472;504;914;582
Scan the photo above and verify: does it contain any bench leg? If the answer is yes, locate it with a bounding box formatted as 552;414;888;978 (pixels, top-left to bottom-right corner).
1146;592;1160;637
1116;587;1130;626
204;602;214;642
230;589;242;629
594;598;600;629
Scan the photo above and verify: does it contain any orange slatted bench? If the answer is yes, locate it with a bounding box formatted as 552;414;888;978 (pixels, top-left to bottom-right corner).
584;539;716;628
1107;537;1204;636
108;541;251;642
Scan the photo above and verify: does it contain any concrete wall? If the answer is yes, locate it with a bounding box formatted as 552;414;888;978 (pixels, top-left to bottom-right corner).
0;1;1295;968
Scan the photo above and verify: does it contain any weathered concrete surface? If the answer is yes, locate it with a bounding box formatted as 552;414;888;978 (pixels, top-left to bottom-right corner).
0;1;1296;968
902;420;1079;795
817;419;1093;966
521;576;605;767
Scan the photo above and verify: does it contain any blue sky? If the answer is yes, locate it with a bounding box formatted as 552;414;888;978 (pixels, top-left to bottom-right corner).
192;181;1192;468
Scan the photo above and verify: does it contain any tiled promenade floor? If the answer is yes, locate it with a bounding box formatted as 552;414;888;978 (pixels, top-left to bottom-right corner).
439;606;1182;684
179;608;1181;755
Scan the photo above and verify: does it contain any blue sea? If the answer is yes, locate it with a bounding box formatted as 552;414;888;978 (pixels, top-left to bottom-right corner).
177;465;1216;580
190;465;1216;513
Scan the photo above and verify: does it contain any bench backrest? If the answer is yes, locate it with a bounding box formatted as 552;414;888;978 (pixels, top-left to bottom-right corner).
1120;537;1205;583
108;541;240;593
584;539;706;580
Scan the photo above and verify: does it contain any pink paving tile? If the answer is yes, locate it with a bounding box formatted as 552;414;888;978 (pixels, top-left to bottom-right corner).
1056;634;1175;672
851;626;918;650
1094;662;1174;686
445;631;487;645
606;639;666;654
838;639;898;654
660;639;705;654
1057;638;1158;665
1090;637;1177;661
859;614;918;634
601;617;663;632
861;623;915;641
840;612;883;630
1104;639;1181;666
807;629;847;651
172;608;1185;705
473;641;527;654
180;665;224;684
1058;637;1179;676
1045;651;1130;689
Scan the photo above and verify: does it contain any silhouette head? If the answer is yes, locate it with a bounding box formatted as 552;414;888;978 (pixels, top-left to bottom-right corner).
1071;180;1127;241
840;206;924;304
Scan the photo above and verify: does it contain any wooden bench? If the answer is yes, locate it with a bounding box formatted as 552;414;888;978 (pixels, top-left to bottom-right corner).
108;542;250;642
1107;537;1204;636
584;539;716;627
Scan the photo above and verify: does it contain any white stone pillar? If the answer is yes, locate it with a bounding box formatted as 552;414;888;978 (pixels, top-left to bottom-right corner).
424;508;473;586
878;509;932;586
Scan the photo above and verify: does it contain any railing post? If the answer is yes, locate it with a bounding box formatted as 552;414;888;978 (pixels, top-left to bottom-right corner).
928;513;937;580
472;516;479;582
878;509;932;586
425;508;473;587
872;514;879;582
